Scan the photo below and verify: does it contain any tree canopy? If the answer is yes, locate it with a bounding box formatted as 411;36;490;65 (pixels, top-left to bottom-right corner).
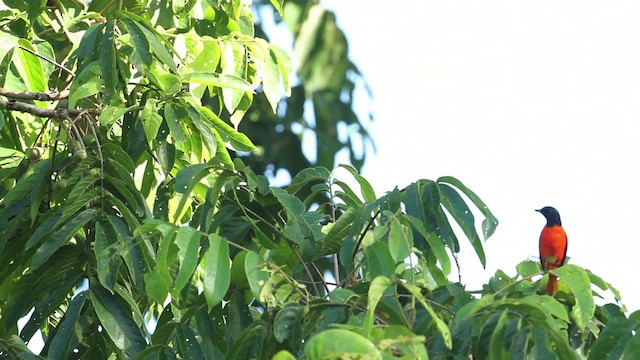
0;1;637;359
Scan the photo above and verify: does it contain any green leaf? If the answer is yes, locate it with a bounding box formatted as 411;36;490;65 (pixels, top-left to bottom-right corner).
69;61;104;107
622;333;640;359
362;242;394;281
31;208;98;271
203;233;230;309
125;14;177;73
173;163;213;219
173;226;200;296
288;166;330;194
551;265;595;330
100;20;117;102
95;221;123;291
184;72;254;92
365;276;392;335
144;270;171;304
245;250;269;301
438;176;498;239
316;207;358;258
90;285;146;356
164;102;187;142
102;142;136;173
489;310;510;360
269;44;291;96
387;213;412;262
405;215;451;275
271;187;311;245
269;0;284;14
198;105;255;152
141;99;163;146
190;38;220;72
16;40;46;93
304;329;381;360
121;18;152;68
516;260;541;277
402;283;453;350
262;50;283;112
47;291;87;360
438;183;486;267
273;303;304;344
339;164;376;202
587;318;638;360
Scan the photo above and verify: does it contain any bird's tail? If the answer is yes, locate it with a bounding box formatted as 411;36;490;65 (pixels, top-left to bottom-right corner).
547;274;558;295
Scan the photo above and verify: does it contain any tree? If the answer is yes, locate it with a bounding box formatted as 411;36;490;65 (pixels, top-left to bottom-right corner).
0;1;636;359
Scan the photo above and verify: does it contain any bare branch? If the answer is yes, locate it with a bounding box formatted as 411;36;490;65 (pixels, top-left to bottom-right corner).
0;87;69;101
0;98;99;119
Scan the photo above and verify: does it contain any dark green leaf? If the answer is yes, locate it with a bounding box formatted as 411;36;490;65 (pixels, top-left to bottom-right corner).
438;176;498;239
100;20;117;102
95;221;123;291
90;285;146;356
47;291;87;360
31;208;98;271
438;183;485;267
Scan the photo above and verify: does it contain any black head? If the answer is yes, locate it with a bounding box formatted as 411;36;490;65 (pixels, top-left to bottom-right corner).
536;206;562;227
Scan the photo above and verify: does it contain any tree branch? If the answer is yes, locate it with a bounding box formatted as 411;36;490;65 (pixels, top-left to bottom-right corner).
0;97;99;120
0;87;70;101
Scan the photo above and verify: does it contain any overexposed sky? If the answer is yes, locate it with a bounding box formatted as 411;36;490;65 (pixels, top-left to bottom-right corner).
324;1;640;311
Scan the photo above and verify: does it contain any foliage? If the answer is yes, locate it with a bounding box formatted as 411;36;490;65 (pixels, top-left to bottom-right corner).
0;1;636;359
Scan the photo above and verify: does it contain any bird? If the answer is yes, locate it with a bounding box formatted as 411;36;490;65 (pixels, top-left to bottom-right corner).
536;206;568;295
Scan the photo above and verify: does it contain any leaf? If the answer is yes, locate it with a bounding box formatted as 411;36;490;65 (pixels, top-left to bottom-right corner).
405;215;451;275
339;164;376;202
141;99;163;146
203;233;230;309
269;44;291;96
198;105;255;152
516;260;541;277
245;251;269;301
438;183;486;267
95;221;123;291
587;318;638;360
304;329;381;360
262;50;283;112
438;176;498;239
16;40;45;93
183;72;254;92
121;18;152;68
31;208;98;271
365;276;392;335
100;20;117;102
269;0;284;14
273;303;304;344
173;226;200;296
90;285;146;356
489;310;510;360
362;242;394;281
125;14;178;73
173;163;213;219
551;265;595;331
402;283;453;350
47;291;87;360
164;102;187;142
387;213;412;262
271;187;311;245
102;142;136;173
315;207;358;258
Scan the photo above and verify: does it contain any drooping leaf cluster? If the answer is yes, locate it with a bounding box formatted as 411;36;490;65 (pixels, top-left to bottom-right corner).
0;1;636;359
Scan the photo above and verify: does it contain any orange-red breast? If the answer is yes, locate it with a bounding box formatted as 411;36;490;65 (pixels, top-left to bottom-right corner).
536;206;568;295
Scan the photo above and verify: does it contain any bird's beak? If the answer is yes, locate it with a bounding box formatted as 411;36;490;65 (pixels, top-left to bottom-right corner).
535;209;541;213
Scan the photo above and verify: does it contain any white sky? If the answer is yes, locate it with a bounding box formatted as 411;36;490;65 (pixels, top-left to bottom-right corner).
324;1;640;311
